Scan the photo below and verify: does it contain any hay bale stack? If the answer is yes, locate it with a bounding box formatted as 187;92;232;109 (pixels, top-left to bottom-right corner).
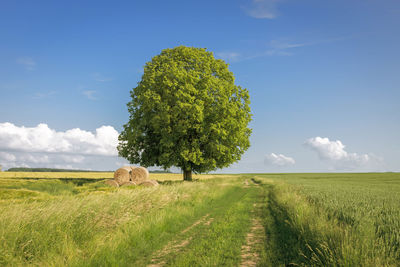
114;166;132;185
138;180;158;187
104;179;119;187
131;167;149;184
121;181;137;187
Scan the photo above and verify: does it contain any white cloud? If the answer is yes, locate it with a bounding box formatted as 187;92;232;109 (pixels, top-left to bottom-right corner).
0;122;118;156
264;153;295;166
304;137;382;170
33;91;56;99
82;90;97;100
217;35;349;63
91;73;113;82
242;0;283;19
265;40;306;56
60;155;85;163
18;153;50;164
16;57;36;70
0;122;124;170
0;152;17;162
218;40;307;63
216;52;241;62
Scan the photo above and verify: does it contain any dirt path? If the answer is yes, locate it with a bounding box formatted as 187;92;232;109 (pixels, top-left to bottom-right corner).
148;178;267;267
240;182;266;266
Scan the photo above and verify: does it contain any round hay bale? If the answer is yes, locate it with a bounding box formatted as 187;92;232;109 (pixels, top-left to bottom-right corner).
149;179;159;186
138;180;157;187
131;167;149;184
104;179;119;187
121;181;137;187
129;166;136;181
114;166;131;185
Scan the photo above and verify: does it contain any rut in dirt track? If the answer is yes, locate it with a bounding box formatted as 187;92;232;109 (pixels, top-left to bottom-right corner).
148;214;214;267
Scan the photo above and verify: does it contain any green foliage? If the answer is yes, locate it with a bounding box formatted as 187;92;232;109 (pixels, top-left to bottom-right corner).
118;46;252;177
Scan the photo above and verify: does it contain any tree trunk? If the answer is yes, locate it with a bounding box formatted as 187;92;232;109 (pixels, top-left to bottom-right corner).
183;170;192;181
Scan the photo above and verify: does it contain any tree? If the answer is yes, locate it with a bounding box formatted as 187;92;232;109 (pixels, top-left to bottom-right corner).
118;46;252;180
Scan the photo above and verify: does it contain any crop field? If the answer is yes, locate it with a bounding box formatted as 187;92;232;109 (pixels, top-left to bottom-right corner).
0;172;399;266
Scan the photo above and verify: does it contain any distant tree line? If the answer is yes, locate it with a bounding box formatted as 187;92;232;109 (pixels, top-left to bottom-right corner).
149;170;172;173
6;167;106;172
6;167;172;173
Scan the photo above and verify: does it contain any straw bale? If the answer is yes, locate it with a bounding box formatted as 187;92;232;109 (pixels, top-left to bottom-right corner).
149;179;159;186
129;166;136;181
104;179;119;187
121;181;137;187
138;180;157;187
131;166;149;184
114;166;131;185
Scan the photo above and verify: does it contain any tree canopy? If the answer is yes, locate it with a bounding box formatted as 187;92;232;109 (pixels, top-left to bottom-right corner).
118;46;252;180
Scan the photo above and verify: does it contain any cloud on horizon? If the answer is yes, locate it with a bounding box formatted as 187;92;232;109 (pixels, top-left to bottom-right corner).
0;122;124;170
264;152;295;166
304;137;383;170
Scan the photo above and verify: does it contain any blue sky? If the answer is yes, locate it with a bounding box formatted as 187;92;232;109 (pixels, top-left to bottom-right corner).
0;0;399;172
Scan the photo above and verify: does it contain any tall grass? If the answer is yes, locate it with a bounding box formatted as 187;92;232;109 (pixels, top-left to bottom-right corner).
0;176;243;265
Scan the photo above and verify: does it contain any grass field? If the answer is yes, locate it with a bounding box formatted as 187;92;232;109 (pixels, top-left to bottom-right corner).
0;172;399;266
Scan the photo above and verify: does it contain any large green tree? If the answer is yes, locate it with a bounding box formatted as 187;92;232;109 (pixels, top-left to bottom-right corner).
118;46;252;180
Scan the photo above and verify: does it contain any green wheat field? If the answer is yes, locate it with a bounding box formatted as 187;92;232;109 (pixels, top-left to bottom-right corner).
0;172;399;266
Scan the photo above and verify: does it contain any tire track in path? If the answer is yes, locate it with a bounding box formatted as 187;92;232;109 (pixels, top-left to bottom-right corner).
240;216;265;266
148;214;214;267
